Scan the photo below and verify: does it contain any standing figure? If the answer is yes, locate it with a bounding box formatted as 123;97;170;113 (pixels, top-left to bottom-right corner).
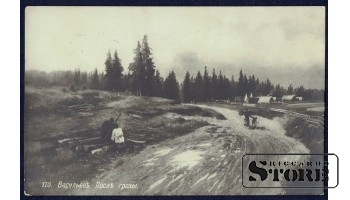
243;109;250;126
251;115;258;129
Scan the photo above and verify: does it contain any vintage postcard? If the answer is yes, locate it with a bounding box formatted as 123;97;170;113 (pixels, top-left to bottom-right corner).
24;6;327;196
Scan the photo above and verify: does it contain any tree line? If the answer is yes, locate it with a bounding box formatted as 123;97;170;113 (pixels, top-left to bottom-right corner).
181;68;324;102
25;34;324;102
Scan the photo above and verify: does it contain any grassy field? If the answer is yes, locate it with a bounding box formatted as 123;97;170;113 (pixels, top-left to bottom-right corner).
24;87;225;195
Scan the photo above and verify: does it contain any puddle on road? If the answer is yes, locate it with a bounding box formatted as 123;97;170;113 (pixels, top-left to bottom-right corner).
141;157;158;166
198;143;211;147
155;147;174;156
208;173;217;180
193;174;209;186
147;176;167;192
141;148;175;166
209;180;220;192
259;117;285;134
165;174;184;188
142;162;155;166
171;150;204;170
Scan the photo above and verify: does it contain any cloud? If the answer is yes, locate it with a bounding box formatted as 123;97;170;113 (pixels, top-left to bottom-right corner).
25;6;325;89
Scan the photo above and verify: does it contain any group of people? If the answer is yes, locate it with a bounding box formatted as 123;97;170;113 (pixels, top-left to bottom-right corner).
100;118;125;145
242;108;258;128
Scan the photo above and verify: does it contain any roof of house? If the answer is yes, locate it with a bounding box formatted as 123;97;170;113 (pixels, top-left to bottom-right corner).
257;96;273;103
282;95;295;100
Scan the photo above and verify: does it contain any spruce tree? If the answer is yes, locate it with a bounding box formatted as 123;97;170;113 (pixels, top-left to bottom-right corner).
128;41;143;95
104;51;113;90
287;84;294;95
91;68;100;89
266;78;272;95
128;35;157;96
248;76;253;94
182;71;192;103
194;71;203;102
211;69;218;100
218;71;224;99
81;71;88;88
163;71;180;101
251;75;256;94
231;75;236;97
189;75;195;102
203;66;211;101
73;69;81;87
112;50;124;91
153;70;163;97
105;50;124;91
223;75;232;99
243;74;248;96
141;35;156;96
237;69;244;96
295;85;305;97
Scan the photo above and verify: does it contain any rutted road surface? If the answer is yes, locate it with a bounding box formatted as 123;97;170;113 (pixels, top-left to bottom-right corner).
74;105;310;195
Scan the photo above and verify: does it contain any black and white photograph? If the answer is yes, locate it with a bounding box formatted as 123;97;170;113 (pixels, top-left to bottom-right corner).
24;6;325;195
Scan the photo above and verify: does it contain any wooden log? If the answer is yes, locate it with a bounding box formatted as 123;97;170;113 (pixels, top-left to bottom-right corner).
70;128;96;134
91;144;114;155
58;137;82;144
127;139;146;144
82;144;102;152
91;148;104;155
77;136;101;142
68;104;94;108
75;137;102;145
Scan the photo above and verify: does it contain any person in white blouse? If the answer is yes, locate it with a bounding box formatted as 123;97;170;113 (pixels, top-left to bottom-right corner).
111;124;124;144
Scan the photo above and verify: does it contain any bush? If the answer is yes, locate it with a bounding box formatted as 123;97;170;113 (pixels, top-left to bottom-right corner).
285;117;324;153
69;84;77;92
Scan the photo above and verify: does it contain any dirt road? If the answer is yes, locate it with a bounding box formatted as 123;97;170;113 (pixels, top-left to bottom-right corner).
73;105;311;195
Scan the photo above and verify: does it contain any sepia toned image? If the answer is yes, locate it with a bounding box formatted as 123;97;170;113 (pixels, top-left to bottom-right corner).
24;6;325;195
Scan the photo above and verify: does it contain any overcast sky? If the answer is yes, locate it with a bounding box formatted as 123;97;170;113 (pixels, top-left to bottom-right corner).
25;6;325;89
